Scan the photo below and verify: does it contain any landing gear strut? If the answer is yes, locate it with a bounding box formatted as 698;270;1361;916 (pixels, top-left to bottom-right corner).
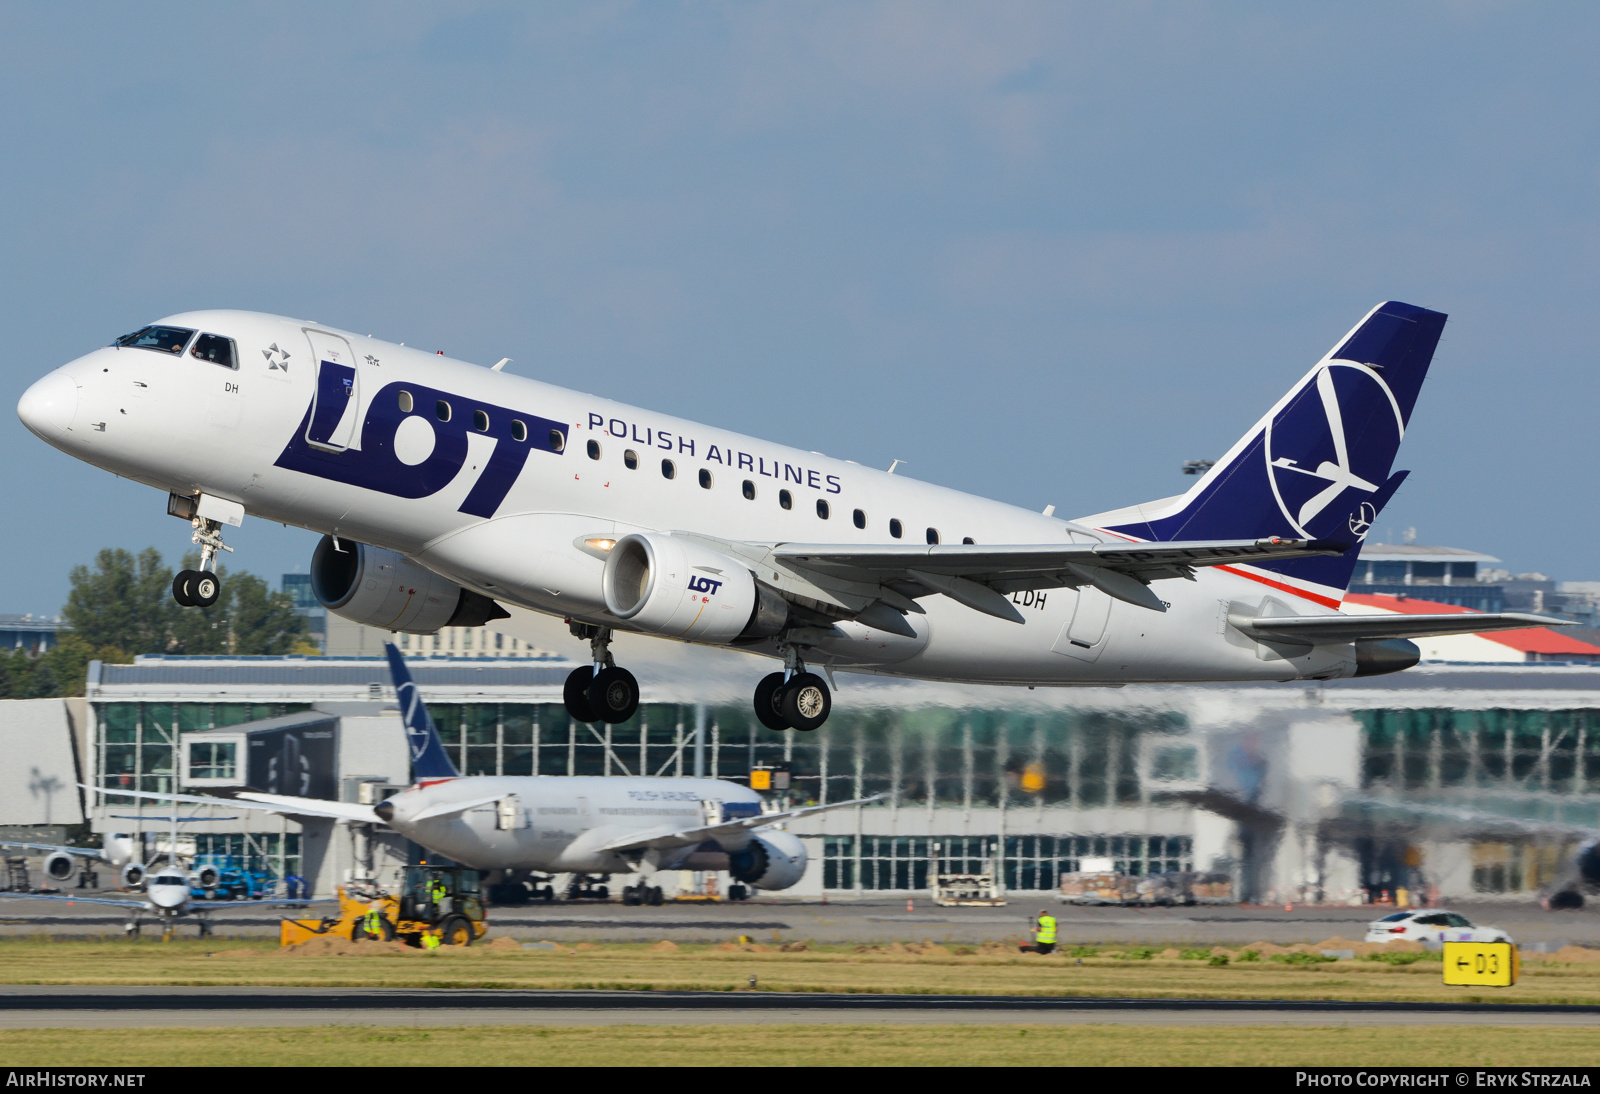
168;493;231;608
753;644;832;732
563;623;640;724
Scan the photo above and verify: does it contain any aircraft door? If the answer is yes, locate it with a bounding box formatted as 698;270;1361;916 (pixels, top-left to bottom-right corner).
303;330;363;451
1051;587;1112;663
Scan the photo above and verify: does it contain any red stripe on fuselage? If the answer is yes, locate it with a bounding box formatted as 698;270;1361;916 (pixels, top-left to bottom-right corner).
1213;565;1342;609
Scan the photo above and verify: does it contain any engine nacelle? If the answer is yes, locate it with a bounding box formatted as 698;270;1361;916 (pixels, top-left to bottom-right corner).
43;852;76;882
194;864;220;890
602;534;787;644
726;830;807;891
310;534;507;635
119;862;146;890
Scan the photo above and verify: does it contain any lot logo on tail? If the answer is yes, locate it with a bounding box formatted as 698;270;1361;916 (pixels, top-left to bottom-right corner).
1264;363;1402;540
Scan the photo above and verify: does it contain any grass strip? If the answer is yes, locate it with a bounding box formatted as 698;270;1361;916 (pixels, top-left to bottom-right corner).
2;1023;1598;1067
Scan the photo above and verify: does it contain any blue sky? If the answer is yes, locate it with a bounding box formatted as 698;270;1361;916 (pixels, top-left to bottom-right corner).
2;2;1596;614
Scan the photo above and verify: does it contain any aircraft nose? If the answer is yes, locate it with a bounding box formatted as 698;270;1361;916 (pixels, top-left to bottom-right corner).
17;371;78;440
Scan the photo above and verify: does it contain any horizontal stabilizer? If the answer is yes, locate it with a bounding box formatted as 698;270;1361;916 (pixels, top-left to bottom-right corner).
1237;611;1572;644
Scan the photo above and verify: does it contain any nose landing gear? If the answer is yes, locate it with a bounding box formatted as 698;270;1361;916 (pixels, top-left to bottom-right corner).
563;623;640;724
167;493;232;608
753;645;832;732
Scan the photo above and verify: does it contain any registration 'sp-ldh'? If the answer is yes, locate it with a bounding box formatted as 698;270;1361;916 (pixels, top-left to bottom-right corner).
18;302;1564;730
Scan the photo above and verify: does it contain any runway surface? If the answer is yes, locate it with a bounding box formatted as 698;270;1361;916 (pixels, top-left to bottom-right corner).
2;986;1598;1029
4;895;1597;947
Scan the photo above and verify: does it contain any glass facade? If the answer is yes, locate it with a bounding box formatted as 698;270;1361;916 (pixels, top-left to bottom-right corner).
1356;708;1600;793
823;834;1194;891
97;702;310;797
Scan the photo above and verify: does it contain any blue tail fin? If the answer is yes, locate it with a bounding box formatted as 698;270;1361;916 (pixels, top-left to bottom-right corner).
1101;301;1446;602
385;643;459;781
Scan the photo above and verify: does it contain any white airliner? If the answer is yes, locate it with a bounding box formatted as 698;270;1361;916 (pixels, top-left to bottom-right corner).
17;301;1562;730
106;645;872;900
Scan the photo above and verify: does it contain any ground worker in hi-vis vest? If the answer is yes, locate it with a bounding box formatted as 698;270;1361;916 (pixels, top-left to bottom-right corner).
428;876;448;915
1019;909;1057;955
421;931;442;951
361;907;383;939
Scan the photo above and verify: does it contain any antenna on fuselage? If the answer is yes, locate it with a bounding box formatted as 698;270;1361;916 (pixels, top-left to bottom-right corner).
491;358;511;372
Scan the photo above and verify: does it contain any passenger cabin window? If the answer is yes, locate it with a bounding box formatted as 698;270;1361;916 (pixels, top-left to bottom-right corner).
587;439;602;460
190;333;236;369
661;458;676;479
548;429;564;451
852;508;866;529
624;450;639;470
115;325;195;356
926;528;939;545
435;400;451;422
472;409;489;432
742;480;756;500
889;519;902;539
699;468;714;489
398;390;414;413
816;499;830;519
509;419;526;442
779;489;792;510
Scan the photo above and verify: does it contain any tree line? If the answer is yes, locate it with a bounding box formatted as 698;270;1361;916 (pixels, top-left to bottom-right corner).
0;547;311;699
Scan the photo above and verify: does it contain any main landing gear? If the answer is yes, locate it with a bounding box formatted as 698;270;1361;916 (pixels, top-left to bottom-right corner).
167;493;231;608
753;645;832;732
563;623;640;725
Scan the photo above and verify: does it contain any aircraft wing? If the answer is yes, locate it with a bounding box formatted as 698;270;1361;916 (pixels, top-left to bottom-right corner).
81;785;383;825
597;796;882;855
235;793;384;824
765;537;1343;619
0;892;145;909
0;841;104;861
407;794;505;822
1238;612;1573;644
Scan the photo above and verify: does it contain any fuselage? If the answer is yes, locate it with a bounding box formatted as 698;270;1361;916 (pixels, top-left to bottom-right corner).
19;310;1361;685
383;775;765;873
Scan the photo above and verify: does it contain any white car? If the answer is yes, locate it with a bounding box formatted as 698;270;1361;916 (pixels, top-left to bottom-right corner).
1363;908;1512;945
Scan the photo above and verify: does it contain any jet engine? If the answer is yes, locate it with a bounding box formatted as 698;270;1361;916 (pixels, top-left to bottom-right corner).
43;852;76;883
1544;841;1600;910
194;864;220;890
119;862;146;890
726;830;806;891
602;533;787;644
310;534;507;635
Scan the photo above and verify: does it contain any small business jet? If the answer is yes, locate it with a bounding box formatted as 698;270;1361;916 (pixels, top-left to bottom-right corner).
0;815;316;939
18;301;1563;730
103;644;871;900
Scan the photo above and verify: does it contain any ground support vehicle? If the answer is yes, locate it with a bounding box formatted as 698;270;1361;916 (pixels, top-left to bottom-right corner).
280;866;487;948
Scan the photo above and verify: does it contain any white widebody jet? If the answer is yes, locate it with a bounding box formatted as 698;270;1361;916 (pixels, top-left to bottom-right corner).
18;301;1562;730
1;831;144;889
104;645;872;902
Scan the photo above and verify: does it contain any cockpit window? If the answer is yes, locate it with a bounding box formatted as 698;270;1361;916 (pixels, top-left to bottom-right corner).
190;333;237;370
114;326;196;355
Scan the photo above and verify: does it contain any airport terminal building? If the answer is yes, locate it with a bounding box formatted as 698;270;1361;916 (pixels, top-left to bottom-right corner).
6;652;1599;905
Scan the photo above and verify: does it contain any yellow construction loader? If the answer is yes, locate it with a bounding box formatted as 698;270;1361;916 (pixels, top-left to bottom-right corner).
280;866;487;947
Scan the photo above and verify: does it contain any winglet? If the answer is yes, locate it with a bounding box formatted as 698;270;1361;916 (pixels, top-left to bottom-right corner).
385;643;460;781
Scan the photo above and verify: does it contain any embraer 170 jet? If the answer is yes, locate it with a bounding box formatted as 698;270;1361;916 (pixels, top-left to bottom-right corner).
17;301;1559;730
107;644;871;900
